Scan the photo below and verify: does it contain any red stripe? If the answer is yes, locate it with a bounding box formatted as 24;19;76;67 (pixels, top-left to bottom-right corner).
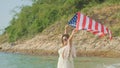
99;24;105;38
76;12;80;30
106;28;109;34
101;24;104;34
93;31;99;35
94;22;99;35
82;15;86;29
88;18;92;29
95;22;98;30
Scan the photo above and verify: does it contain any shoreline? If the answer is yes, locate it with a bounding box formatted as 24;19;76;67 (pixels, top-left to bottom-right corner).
1;48;120;58
0;35;120;58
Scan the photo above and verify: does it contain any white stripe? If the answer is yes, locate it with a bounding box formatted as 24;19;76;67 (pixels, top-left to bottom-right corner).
98;23;101;32
104;26;107;34
85;16;89;30
92;20;95;31
79;14;84;30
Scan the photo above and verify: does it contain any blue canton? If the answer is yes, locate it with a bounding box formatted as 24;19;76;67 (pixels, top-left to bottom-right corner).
68;14;77;28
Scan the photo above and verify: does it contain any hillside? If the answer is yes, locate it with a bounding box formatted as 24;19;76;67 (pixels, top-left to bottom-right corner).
0;0;120;57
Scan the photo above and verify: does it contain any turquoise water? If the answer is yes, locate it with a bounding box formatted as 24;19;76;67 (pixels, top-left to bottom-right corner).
0;52;120;68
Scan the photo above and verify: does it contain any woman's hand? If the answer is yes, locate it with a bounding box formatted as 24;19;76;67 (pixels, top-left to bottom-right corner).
65;25;69;29
64;25;69;34
72;28;77;34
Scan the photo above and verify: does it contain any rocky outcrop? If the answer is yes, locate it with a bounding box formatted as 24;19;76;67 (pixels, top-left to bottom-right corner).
0;30;120;58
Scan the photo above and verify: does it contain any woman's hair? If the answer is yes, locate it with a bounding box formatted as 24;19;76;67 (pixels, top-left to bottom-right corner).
61;34;69;45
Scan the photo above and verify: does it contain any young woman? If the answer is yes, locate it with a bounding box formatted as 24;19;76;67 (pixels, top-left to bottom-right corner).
57;25;76;68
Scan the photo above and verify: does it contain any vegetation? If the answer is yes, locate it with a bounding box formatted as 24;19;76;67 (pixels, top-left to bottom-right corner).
0;0;120;43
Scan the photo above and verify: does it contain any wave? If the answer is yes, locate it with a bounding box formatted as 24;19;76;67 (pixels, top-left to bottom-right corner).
103;63;120;68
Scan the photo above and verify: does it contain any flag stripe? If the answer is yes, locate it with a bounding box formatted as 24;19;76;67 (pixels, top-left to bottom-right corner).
104;26;107;34
98;23;101;32
88;18;92;30
76;12;80;30
79;14;84;30
101;24;104;34
95;22;98;31
92;20;95;31
82;15;86;29
85;16;89;30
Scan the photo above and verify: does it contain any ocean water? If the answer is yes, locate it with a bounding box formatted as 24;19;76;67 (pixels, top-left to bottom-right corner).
0;52;120;68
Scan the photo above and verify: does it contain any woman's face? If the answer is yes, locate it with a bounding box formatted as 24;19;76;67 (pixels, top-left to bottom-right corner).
62;36;68;46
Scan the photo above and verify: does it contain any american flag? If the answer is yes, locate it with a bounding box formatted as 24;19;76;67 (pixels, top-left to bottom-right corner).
68;12;112;40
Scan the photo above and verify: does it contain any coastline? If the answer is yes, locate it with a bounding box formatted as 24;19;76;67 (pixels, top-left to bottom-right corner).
0;35;120;58
0;48;120;58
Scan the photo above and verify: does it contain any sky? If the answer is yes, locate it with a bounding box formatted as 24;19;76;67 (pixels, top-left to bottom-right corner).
0;0;33;34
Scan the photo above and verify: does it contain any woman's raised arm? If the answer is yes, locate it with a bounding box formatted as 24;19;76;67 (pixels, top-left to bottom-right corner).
64;25;69;34
68;29;77;47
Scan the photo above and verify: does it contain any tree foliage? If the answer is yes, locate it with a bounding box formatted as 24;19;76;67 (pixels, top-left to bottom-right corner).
5;0;119;42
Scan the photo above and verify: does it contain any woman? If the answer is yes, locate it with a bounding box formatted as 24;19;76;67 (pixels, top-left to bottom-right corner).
57;25;76;68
